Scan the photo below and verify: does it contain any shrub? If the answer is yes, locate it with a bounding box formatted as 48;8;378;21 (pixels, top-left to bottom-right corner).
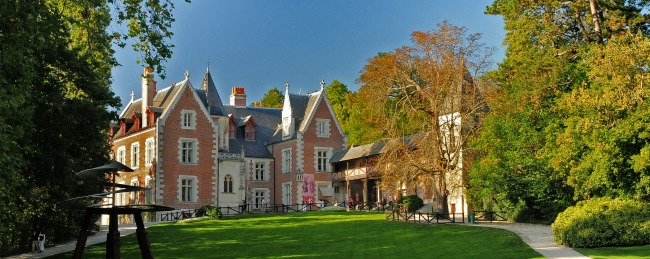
552;198;650;248
196;205;222;220
177;216;211;224
319;206;346;212
397;195;424;212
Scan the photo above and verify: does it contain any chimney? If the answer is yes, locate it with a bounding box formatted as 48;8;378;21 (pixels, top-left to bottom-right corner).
230;86;247;107
142;67;155;127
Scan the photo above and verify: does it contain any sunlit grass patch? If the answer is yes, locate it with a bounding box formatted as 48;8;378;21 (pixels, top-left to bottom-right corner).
48;212;543;259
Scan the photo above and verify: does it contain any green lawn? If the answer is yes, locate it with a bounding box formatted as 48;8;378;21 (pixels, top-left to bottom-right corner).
575;245;650;259
49;212;543;259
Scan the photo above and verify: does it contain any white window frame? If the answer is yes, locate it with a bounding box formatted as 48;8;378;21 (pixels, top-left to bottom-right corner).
181;110;196;129
117;146;126;164
179;138;198;164
282;148;292;174
253;189;268;209
145;138;154;166
131;142;140;169
130;178;139;205
145;175;153;204
314;147;332;172
282;182;292;205
116;181;126;205
178;175;198;203
315;118;331;138
254;162;266;181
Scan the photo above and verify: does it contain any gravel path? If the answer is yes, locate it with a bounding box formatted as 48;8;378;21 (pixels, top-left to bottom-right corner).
466;222;590;259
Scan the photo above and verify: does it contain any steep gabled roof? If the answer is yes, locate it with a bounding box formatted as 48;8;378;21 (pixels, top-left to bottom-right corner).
197;68;226;116
223;106;282;158
298;91;321;132
113;78;188;139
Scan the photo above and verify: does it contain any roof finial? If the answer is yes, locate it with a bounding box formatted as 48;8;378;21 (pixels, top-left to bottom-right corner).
320;79;325;91
185;70;189;80
285;82;289;90
130;91;135;102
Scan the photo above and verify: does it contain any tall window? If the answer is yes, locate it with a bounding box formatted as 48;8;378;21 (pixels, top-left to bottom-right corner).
130;178;139;205
145;176;154;204
116;181;125;205
282;182;292;205
179;175;197;202
315;119;330;137
181;110;196;129
117;146;126;164
282;149;292;173
131;143;140;168
145;138;154;165
254;190;266;209
255;163;265;181
314;147;332;172
224;175;233;193
179;138;197;164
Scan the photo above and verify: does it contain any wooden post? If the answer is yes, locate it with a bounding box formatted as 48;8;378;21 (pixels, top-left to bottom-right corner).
106;209;121;259
72;209;93;259
134;213;154;259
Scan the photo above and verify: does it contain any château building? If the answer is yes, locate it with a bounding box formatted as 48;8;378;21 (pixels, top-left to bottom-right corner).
108;68;346;218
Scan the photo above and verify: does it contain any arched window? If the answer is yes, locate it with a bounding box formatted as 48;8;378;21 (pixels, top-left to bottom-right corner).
224;174;233;193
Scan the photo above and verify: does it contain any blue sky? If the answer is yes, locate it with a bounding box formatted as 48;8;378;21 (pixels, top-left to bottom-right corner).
111;0;505;111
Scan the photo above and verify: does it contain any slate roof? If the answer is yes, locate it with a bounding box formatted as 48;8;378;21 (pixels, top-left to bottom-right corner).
269;92;319;142
223;106;282;158
197;69;226;116
330;142;386;163
113;79;188;139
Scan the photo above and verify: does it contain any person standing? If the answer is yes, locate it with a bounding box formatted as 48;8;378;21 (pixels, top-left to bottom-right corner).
31;231;39;253
38;231;45;253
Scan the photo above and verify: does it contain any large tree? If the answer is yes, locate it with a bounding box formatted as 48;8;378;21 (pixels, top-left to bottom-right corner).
470;0;650;223
357;21;493;213
0;0;184;255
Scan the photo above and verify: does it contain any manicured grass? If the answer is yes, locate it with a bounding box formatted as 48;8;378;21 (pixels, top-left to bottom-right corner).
575;245;650;259
49;212;543;258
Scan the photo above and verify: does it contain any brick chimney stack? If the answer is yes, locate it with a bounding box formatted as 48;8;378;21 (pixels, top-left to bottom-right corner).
142;67;155;127
230;86;246;107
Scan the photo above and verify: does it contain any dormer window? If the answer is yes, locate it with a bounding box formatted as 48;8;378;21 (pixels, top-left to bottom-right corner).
229;116;237;139
245;124;256;140
244;116;256;141
181;110;196;129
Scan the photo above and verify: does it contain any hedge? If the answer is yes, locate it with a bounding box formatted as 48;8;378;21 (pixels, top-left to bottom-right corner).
551;198;650;248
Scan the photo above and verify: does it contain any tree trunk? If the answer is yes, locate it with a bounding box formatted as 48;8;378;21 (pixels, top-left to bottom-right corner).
433;174;449;214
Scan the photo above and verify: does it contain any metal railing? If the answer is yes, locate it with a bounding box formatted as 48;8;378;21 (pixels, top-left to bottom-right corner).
385;204;465;224
157;202;393;222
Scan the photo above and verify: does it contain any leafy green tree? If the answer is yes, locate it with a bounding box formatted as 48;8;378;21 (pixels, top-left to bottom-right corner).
252;87;283;108
0;0;185;255
325;80;350;122
470;0;650;223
